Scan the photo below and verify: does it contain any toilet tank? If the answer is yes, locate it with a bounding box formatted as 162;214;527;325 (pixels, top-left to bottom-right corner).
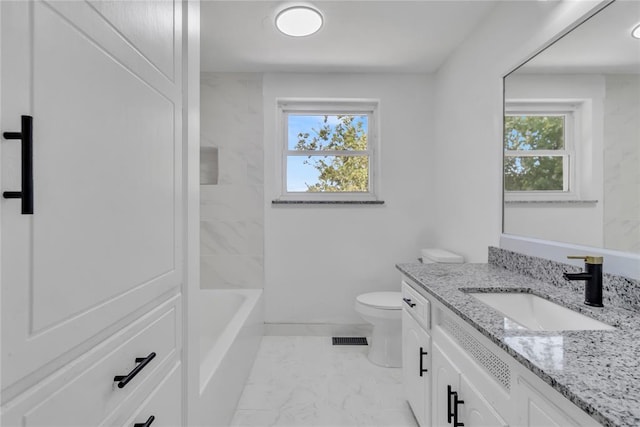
421;248;464;264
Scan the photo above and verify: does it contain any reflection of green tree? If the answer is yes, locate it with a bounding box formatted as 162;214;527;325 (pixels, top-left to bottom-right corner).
295;116;368;192
504;116;564;191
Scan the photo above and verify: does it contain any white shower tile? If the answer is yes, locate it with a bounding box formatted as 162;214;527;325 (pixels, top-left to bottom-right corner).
200;220;247;255
218;147;248;185
246;220;264;256
202;254;263;289
247;150;264;186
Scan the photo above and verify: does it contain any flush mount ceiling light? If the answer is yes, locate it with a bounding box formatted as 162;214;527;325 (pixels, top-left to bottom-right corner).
275;6;323;37
632;23;640;39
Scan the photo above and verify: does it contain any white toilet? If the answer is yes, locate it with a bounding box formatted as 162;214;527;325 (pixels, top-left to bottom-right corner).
355;248;464;368
355;292;403;367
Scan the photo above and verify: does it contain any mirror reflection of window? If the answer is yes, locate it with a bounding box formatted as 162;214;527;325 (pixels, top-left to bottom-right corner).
502;0;640;253
504;113;567;192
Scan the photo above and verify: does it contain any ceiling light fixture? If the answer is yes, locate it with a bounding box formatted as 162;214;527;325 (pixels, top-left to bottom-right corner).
275;6;323;37
632;23;640;39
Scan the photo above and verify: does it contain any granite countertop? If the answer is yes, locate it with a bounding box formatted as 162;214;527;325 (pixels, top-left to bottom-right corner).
396;262;640;427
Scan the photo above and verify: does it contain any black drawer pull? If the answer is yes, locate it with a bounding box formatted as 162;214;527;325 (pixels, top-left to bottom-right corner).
447;385;454;424
2;115;34;214
419;347;428;376
134;415;155;427
403;297;416;308
453;391;465;427
447;385;465;426
114;352;156;388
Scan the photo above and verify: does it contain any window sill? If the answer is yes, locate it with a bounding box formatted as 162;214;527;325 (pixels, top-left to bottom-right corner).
504;199;598;205
271;200;385;205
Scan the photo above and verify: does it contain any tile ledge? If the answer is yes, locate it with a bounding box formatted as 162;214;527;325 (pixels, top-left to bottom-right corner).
271;200;385;205
505;199;598;204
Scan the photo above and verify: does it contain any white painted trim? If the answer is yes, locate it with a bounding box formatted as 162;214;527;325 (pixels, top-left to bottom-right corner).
500;234;640;280
275;98;381;201
265;323;372;337
504;101;584;201
183;1;200;426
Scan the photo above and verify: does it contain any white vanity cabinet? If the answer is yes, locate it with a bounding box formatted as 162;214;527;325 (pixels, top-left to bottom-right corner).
401;276;602;427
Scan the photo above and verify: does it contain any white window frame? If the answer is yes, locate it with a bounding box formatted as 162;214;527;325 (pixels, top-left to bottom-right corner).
504;101;582;202
276;98;381;202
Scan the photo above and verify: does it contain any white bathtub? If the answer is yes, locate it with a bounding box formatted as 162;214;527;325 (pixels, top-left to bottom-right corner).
198;289;264;426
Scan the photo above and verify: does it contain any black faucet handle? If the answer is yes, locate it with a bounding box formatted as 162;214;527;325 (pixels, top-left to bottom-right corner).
567;255;603;265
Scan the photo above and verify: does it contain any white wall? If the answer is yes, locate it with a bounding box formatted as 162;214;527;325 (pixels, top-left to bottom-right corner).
433;0;603;263
263;73;434;324
200;73;264;289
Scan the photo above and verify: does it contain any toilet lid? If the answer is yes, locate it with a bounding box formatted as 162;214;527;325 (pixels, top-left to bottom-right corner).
356;292;402;310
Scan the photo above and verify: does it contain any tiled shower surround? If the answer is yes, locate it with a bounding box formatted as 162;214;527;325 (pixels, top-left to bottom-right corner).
200;73;264;289
488;246;640;313
603;74;640;253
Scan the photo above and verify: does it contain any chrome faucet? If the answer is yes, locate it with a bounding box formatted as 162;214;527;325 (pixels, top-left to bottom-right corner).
563;255;603;307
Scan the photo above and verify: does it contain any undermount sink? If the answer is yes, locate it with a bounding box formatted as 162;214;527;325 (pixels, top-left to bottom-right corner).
468;292;615;331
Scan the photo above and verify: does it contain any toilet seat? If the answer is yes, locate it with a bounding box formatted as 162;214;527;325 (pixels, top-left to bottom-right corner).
356;292;401;310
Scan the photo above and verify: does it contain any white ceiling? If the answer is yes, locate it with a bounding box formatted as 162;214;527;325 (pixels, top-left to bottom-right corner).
200;1;499;73
518;0;640;74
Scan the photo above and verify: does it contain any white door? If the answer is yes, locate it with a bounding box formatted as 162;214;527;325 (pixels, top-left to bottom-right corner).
432;343;461;427
402;309;431;426
1;0;182;391
460;375;509;427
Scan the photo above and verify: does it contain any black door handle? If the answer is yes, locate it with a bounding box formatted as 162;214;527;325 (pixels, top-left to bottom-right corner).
134;415;155;427
419;347;428;376
453;391;465;427
114;352;156;388
3;115;34;214
447;385;454;424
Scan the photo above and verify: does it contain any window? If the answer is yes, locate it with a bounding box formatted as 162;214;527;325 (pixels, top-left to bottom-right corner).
504;102;579;201
277;99;379;201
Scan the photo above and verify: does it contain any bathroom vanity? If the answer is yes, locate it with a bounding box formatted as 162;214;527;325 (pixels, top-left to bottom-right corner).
399;253;640;427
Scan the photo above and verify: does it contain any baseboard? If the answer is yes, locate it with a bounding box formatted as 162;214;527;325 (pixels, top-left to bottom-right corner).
264;323;373;337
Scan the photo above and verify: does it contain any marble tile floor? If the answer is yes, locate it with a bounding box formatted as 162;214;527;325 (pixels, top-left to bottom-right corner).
230;336;419;427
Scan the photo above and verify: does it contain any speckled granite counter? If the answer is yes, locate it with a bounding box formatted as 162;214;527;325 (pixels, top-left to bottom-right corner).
396;260;640;427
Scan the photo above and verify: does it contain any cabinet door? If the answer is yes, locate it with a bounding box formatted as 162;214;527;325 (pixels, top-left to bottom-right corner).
516;377;600;427
432;343;461;427
460;375;509;427
433;343;508;427
1;0;183;390
402;309;431;426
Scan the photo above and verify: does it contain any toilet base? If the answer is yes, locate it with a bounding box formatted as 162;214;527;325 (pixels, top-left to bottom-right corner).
367;320;402;368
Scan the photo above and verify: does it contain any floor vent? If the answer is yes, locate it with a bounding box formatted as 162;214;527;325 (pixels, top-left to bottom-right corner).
332;337;368;346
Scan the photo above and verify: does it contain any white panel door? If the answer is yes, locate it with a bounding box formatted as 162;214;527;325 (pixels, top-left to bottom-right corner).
460;375;509;427
1;0;182;391
402;309;430;426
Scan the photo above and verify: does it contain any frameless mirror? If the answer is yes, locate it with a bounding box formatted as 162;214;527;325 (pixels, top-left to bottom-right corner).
503;0;640;253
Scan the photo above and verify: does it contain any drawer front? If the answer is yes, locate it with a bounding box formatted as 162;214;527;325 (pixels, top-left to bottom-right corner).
2;296;180;427
119;363;182;427
402;281;430;329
